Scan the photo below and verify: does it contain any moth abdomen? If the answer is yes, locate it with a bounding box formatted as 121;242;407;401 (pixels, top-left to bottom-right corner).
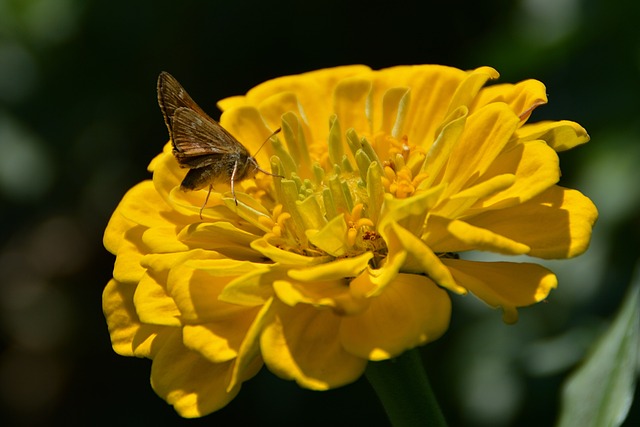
180;165;226;191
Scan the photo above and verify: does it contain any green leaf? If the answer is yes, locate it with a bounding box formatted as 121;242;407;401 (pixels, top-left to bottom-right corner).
557;264;640;427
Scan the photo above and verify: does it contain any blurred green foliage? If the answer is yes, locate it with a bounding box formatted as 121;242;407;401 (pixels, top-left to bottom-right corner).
0;0;638;426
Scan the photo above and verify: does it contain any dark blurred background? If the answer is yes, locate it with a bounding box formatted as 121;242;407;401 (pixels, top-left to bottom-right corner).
1;0;639;426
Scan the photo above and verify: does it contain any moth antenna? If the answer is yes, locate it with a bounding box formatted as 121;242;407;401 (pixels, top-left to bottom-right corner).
256;165;284;178
251;128;284;178
253;127;281;157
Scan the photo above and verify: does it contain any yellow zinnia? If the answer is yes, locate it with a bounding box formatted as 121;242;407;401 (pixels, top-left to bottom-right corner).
103;64;597;418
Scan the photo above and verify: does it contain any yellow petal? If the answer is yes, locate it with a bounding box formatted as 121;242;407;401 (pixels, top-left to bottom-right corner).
257;91;307;132
103;208;134;255
218;265;282;306
340;273;451;360
222;192;276;233
306;214;350;257
141;248;213;272
260;300;367;389
228;299;273;391
167;262;256;322
420;107;468;188
436;173;516;219
151;151;188;205
177;222;262;260
244;65;371;106
472;79;547;121
444;258;558;324
134;271;181;327
112;227;146;284
425;216;531;255
379;86;410;137
287;252;372;282
516;120;590;152
118;179;185;228
216;94;246;111
372;65;469;144
333;77;372;136
385;221;463;293
467;185;598;259
351;233;406;297
142;227;189;253
229;65;372;146
251;237;332;265
150;330;239;418
470;140;560;211
166;186;227;219
102;279;166;357
440;103;520;195
147;149;165;173
273;278;369;315
182;309;259;363
219;106;278;167
379;185;444;234
446;66;500;117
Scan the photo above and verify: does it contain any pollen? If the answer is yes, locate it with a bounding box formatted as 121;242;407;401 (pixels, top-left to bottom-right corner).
268;206;293;238
344;203;375;247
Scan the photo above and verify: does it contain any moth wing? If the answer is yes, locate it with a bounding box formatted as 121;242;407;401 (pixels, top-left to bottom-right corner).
171;107;249;164
157;72;212;136
175;153;226;169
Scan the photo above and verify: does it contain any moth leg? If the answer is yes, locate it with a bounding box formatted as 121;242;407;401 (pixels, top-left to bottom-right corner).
230;160;239;205
200;184;212;219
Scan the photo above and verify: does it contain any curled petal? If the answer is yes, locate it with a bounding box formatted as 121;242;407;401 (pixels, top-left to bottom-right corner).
444;259;558;324
167;261;259;322
467;185;598;259
340;273;451;360
219;266;283;306
112;227;147;283
288;252;373;282
102;279;166;357
306;214;351;257
134;271;181;326
257;92;306;131
239;65;371;106
333;77;373;136
446;66;500;116
273;277;370;316
261;300;367;389
516;120;589;152
471;140;560;211
228;299;273;391
177;222;263;260
219;65;371;142
440;103;520;195
143;227;189;253
150;330;241;418
104;206;136;255
251;238;332;265
182;309;260;363
425;216;531;255
384;221;463;293
471;79;548;121
377;65;469;144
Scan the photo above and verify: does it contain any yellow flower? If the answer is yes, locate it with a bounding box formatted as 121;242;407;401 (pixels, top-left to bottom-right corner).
103;65;597;417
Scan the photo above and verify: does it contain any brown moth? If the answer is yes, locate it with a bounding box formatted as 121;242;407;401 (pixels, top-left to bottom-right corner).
156;71;281;217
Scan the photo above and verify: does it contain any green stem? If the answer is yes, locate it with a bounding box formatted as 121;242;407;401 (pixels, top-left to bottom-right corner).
365;349;447;427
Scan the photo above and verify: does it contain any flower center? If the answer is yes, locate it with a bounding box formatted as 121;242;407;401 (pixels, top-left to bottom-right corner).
258;114;429;264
